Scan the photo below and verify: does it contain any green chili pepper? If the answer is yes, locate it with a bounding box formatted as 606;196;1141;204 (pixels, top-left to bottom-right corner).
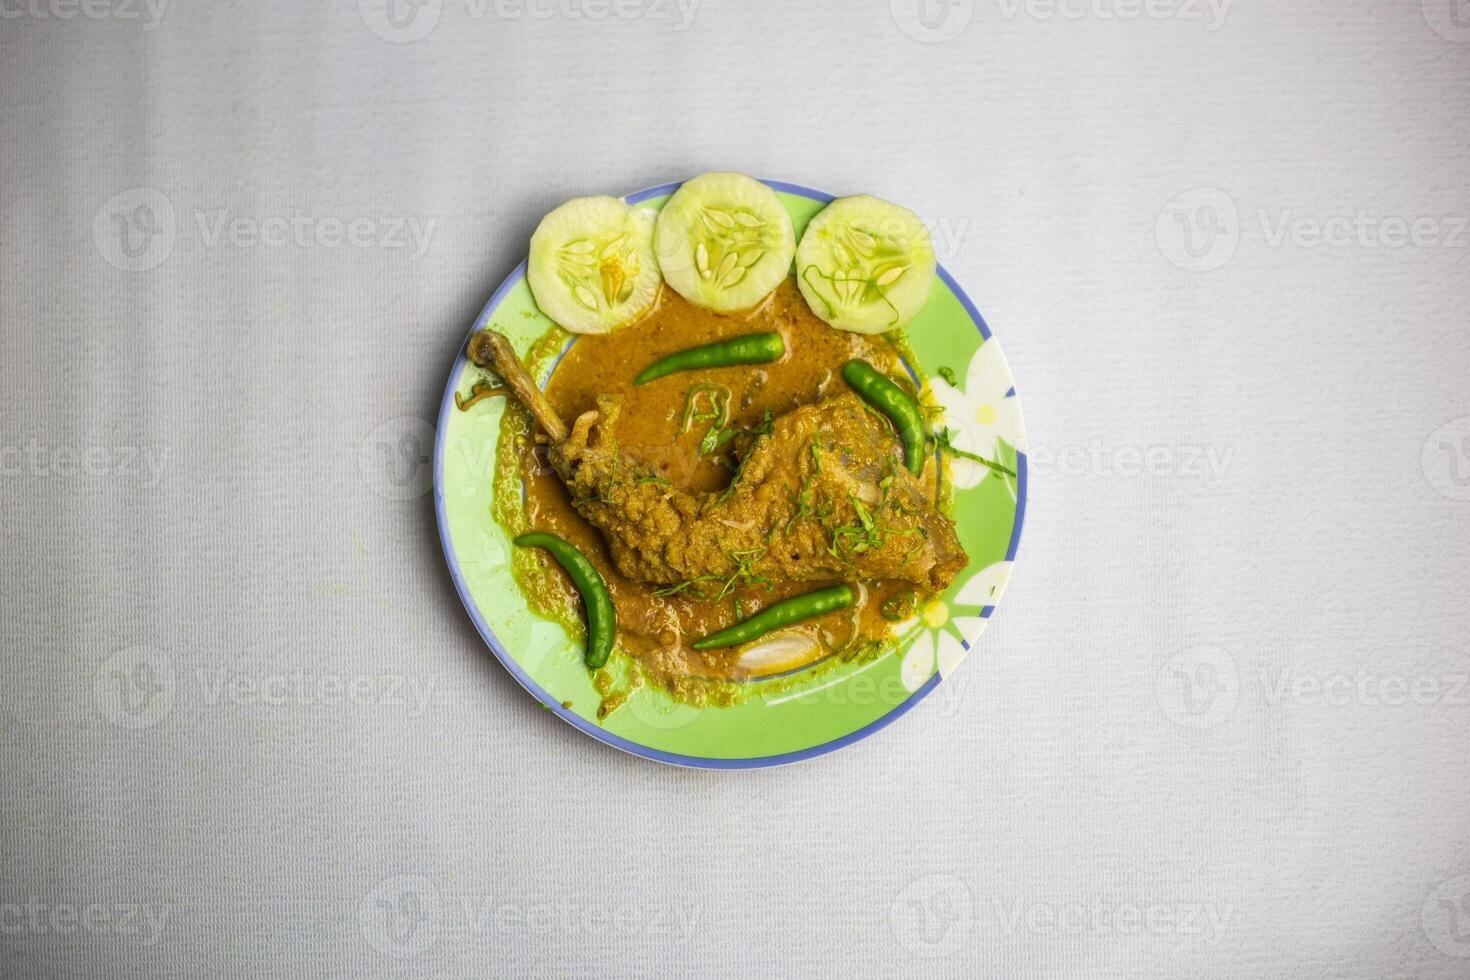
634;332;785;385
841;359;929;475
691;584;855;650
514;532;615;669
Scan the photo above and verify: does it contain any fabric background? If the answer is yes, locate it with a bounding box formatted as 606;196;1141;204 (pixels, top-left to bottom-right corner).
2;1;1468;976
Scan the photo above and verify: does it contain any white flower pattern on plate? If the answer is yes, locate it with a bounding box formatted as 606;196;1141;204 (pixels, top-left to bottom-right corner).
896;562;1016;692
930;339;1026;491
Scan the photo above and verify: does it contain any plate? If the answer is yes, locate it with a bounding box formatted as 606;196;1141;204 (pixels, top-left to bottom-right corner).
434;179;1027;769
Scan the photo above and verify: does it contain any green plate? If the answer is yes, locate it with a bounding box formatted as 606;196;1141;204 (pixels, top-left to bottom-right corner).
434;179;1026;769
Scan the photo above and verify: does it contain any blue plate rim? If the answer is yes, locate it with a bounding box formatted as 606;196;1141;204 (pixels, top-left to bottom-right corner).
432;177;1027;770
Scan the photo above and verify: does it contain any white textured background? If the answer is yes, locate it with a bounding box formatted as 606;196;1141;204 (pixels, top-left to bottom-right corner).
2;0;1469;977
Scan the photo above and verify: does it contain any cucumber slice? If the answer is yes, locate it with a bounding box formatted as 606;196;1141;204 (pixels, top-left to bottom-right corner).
653;172;796;313
795;195;937;334
527;196;660;334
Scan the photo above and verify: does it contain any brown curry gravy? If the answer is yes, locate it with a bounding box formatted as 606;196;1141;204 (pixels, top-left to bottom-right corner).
504;279;939;703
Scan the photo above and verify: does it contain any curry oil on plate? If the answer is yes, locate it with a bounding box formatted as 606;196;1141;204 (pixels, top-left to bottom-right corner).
434;180;1026;768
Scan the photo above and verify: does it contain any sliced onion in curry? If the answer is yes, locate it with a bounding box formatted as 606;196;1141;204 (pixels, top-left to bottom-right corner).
733;630;825;679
